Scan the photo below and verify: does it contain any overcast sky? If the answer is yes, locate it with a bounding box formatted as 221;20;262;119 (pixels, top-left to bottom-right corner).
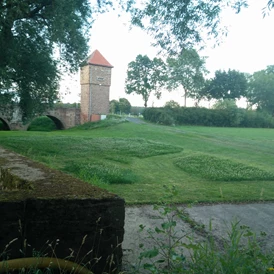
62;0;274;108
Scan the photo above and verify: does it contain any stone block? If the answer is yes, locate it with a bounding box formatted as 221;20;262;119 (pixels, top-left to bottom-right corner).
0;147;125;273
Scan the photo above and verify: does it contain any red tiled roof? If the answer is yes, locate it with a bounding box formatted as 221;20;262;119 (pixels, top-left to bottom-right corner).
86;49;113;68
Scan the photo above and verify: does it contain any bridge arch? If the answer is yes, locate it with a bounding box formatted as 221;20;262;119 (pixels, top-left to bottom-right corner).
45;115;65;130
0;117;11;130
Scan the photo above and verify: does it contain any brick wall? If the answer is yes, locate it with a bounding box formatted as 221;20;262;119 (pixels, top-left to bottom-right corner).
80;64;112;122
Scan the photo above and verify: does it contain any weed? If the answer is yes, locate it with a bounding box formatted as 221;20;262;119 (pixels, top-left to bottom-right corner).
27;117;57;131
1;123;274;204
78;162;138;185
0;218;123;274
174;154;274;181
127;204;274;274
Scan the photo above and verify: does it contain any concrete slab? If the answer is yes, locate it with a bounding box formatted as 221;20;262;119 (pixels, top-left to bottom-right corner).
123;202;274;268
186;203;274;250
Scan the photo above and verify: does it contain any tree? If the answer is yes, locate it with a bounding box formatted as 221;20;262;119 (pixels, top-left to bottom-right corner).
119;98;131;114
213;98;238;109
167;49;207;107
164;100;180;108
0;0;100;120
125;54;167;107
202;69;248;100
130;0;250;54
247;65;274;115
130;1;274;54
110;99;120;114
109;98;131;114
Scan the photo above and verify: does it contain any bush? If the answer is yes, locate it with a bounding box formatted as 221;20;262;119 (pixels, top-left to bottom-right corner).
143;107;274;128
27;116;57;131
174;154;274;181
240;110;274;128
77;163;138;185
129;202;274;274
131;106;145;116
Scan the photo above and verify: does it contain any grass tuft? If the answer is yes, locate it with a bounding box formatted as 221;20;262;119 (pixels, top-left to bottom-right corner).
69;118;127;130
63;162;139;185
174;154;274;181
27;116;57;131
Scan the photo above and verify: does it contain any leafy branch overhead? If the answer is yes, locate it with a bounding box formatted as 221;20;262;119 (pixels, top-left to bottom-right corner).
129;0;274;54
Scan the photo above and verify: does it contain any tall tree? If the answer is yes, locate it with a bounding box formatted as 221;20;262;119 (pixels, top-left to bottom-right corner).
247;65;274;115
0;0;101;120
167;49;207;107
109;99;120;114
125;54;167;107
202;69;248;100
118;98;131;114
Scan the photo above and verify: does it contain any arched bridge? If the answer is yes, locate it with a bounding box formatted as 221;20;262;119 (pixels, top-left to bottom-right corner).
0;107;81;130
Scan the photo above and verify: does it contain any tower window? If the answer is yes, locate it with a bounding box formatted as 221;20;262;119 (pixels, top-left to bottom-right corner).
97;77;104;81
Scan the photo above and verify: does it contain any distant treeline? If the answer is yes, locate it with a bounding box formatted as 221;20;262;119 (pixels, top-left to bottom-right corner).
143;107;274;128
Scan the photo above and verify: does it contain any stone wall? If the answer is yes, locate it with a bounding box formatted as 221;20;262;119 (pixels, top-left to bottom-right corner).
80;64;112;123
0;147;125;273
91;85;110;115
46;108;81;129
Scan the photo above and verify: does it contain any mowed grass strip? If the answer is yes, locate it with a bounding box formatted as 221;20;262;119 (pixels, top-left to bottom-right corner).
174;154;274;181
0;120;274;204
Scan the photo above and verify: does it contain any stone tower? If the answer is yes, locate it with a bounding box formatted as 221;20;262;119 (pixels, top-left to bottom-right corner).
80;49;113;124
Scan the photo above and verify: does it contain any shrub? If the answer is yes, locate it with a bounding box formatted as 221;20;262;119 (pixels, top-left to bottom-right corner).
129;202;274;274
64;162;138;185
131;106;145;116
174;154;274;181
143;107;274;128
27;116;57;131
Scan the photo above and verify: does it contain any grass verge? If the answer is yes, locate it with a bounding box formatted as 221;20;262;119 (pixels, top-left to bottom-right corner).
0;120;274;204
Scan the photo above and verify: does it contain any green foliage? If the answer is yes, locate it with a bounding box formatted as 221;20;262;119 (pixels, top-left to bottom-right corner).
27;116;57;131
131;106;145;116
167;49;207;107
130;0;249;53
164;100;180;109
109;99;120;114
240;110;274;128
213;99;238;110
125;54;167;107
189;221;273;274
69;118;127;130
247;65;274;115
202;69;248;100
143;107;274;128
119;98;131;114
1;123;274;204
130;201;273;273
54;102;80;109
174;154;274;181
143;108;175;125
73;162;138;185
110;98;132;114
0;0;109;120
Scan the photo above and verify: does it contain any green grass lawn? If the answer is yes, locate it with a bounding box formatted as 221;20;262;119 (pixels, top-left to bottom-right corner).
0;120;274;204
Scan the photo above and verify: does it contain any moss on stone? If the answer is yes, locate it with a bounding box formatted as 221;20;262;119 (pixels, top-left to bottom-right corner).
0;147;119;202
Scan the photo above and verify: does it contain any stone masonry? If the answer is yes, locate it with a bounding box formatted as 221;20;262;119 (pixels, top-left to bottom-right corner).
80;50;113;124
0;49;113;130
